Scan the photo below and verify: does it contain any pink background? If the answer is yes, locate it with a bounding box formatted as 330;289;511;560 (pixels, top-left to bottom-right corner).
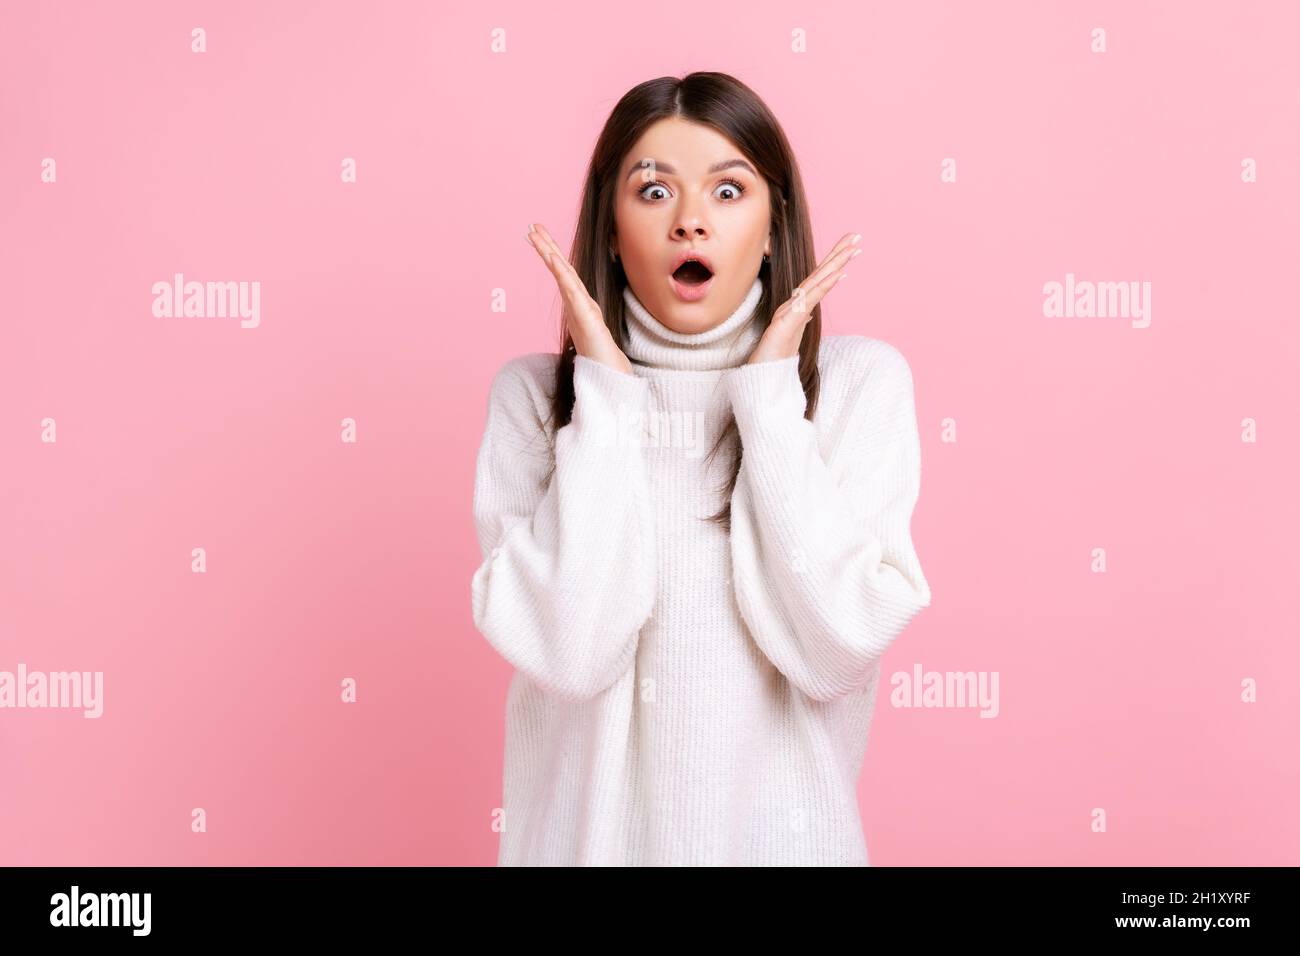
2;0;1297;866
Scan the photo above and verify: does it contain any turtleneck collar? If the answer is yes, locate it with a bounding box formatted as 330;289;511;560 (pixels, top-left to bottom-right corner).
621;276;765;372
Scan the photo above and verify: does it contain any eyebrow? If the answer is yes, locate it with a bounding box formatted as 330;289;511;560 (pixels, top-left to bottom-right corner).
625;158;757;181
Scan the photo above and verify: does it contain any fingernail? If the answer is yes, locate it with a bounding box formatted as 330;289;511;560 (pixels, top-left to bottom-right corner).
851;248;862;258
852;233;862;244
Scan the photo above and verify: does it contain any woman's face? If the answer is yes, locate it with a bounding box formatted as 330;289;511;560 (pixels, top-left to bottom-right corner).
612;117;772;334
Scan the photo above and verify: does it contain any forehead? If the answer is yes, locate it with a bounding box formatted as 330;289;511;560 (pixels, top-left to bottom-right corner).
622;117;750;178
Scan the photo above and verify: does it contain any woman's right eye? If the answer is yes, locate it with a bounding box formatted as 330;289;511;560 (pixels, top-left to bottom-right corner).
637;181;669;201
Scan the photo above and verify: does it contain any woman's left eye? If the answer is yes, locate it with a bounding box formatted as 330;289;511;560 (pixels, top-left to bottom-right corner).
714;178;746;201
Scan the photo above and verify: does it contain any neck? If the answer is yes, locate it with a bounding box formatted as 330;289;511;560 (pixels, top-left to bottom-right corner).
621;276;765;372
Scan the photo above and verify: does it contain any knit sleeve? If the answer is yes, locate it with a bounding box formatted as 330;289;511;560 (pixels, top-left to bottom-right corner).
470;354;657;702
721;343;932;703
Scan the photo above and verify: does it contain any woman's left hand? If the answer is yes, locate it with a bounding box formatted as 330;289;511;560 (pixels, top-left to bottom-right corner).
745;232;862;364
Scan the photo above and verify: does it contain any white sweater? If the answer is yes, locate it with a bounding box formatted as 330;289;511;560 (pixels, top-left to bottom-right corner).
470;275;932;866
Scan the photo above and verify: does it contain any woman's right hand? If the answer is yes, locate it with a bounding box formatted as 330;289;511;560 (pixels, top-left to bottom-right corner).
526;223;634;376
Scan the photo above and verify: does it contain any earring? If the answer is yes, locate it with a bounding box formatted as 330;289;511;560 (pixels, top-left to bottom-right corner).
762;252;770;262
609;248;619;262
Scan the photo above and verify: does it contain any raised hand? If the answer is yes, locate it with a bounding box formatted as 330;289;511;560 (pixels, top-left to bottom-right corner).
745;232;862;365
525;223;634;376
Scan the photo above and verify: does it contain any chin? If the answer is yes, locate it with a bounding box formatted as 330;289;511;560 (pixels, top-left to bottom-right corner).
655;308;709;335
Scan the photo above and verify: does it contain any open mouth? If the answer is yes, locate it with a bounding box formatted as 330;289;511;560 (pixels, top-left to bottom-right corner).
672;259;714;286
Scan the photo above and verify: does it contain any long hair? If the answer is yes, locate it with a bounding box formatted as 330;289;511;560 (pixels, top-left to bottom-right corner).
547;71;822;531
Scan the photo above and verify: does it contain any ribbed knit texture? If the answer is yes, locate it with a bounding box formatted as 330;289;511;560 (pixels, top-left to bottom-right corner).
622;275;765;371
470;278;932;866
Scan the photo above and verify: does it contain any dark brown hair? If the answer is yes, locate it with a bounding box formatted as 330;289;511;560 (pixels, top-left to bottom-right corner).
548;71;822;531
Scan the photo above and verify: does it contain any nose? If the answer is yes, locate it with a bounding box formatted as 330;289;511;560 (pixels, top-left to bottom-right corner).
671;195;709;240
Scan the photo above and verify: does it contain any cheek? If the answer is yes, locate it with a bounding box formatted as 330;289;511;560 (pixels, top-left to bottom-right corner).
614;198;655;245
728;204;769;247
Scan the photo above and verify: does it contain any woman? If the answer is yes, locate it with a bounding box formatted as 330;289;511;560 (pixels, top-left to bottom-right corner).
471;71;932;866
